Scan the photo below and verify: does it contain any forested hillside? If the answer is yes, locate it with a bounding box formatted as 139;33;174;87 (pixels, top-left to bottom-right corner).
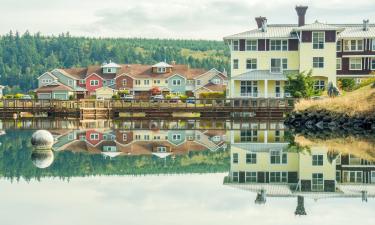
0;31;229;92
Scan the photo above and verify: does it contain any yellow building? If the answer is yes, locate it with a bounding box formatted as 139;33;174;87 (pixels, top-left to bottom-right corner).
224;6;375;98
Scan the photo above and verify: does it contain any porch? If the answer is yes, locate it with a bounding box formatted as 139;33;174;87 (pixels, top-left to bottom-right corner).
230;70;296;98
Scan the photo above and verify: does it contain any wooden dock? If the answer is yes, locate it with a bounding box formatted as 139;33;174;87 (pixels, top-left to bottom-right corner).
0;98;294;119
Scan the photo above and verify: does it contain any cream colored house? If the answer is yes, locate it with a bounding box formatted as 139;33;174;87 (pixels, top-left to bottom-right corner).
95;86;116;99
224;5;375;98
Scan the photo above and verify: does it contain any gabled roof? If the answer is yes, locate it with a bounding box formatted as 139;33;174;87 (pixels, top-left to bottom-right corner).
293;21;343;31
35;82;74;92
152;62;173;68
224;25;298;39
37;72;58;80
54;68;87;80
101;62;121;68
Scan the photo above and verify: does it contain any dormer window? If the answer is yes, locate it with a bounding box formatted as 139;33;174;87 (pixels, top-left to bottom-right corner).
157;67;166;73
101;61;121;74
211;78;221;84
107;68;113;73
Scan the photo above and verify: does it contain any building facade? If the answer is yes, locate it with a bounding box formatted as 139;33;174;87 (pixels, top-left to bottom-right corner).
224;6;375;98
36;61;227;100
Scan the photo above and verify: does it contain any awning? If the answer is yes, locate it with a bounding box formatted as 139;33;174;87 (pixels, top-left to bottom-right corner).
232;70;298;81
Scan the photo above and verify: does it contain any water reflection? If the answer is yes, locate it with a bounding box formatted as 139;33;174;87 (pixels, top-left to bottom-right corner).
224;127;375;215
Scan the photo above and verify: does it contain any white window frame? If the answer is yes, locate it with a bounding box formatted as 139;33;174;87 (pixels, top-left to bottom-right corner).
349;58;362;70
344;39;364;51
343;171;363;183
314;80;325;90
371;58;375;70
270;58;283;73
232;172;239;182
312;173;324;191
157;146;167;152
233;40;239;51
270;150;287;164
246;58;257;70
90;133;99;140
246;153;257;164
240;81;258;97
232;153;239;164
80;79;86;84
372;39;375;51
90;80;99;86
233;59;239;69
172;134;181;140
144;80;150;85
246;40;257;51
313;57;324;68
196;80;201;85
312;32;325;49
312;154;324;166
282;58;288;70
371;171;375;183
172;79;181;86
336;40;342;52
270;40;288;51
107;68;113;73
245;172;257;182
123;134;127;141
336;58;342;70
157;67;166;73
122;79;127;86
135;80;141;85
211;78;221;85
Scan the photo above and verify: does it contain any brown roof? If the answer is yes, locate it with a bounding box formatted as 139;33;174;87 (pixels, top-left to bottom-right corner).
61;64;209;80
202;83;227;92
35;82;74;92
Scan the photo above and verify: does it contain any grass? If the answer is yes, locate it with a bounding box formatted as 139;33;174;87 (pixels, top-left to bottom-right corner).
295;84;375;116
295;135;375;161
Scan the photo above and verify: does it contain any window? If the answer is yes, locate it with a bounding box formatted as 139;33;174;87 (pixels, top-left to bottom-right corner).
246;59;257;70
270;40;288;51
372;59;375;70
246;172;257;182
349;58;362;70
80;79;86;84
232;172;239;182
314;80;325;90
90;80;99;86
233;59;239;69
154;80;161;84
336;58;342;70
233;40;239;51
196;80;201;85
342;171;363;183
144;80;150;85
135;135;141;140
271;59;282;73
232;153;238;164
312;173;324;191
42;79;52;84
107;68;113;73
123;134;127;141
344;40;364;51
157;67;166;73
122;79;127;86
246;153;257;164
240;81;258;97
282;58;288;70
312;155;324;166
246;40;257;51
270;150;287;164
270;172;288;183
240;130;258;142
144;135;150;140
211;78;221;84
313;57;324;68
172;79;181;86
371;171;375;183
135;80;141;85
90;133;99;140
336;40;342;52
275;129;281;141
372;39;375;51
312;32;325;49
172;134;181;140
157;146;167;152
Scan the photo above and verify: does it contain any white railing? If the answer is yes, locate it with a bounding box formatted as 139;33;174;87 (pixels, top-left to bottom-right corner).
238;92;291;98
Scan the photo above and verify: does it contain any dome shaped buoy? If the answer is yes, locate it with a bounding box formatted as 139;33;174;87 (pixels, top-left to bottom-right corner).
31;130;54;150
31;150;54;169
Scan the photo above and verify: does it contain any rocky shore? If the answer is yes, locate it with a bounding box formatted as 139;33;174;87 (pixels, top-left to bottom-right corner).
284;109;375;134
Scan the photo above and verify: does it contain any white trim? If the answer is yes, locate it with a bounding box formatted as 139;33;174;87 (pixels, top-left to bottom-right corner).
341;55;375;58
168;73;186;81
52;69;79;80
193;68;224;80
371;58;375;70
116;73;136;80
336;58;342;70
337;74;375;78
349;58;362;71
312;31;325;49
37;72;58;80
85;73;104;80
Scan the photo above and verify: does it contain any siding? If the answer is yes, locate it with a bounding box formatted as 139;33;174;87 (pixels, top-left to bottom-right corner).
86;74;103;93
258;39;266;51
288;39;299;51
325;31;336;42
115;74;134;90
51;70;76;89
167;75;186;93
38;73;56;87
301;31;312;42
239;39;246;51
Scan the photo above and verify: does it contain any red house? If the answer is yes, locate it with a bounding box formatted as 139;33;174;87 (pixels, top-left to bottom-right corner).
85;73;103;95
85;130;103;146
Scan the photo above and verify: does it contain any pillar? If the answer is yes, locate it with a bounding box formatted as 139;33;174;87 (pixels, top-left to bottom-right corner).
264;79;268;98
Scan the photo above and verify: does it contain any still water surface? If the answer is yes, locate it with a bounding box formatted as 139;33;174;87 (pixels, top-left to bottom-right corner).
0;119;374;225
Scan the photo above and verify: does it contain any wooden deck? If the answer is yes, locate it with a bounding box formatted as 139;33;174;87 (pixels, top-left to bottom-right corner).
0;98;294;119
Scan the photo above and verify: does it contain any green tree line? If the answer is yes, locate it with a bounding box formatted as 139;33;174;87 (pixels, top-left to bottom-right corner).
0;31;230;92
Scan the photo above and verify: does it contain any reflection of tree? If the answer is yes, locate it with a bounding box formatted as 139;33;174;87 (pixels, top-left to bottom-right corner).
254;190;266;204
0;130;230;181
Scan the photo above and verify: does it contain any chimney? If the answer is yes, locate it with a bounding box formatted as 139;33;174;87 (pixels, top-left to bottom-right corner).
255;16;266;29
363;19;369;31
261;18;268;32
295;5;308;27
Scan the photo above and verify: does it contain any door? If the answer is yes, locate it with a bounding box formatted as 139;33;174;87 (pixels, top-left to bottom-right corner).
239;171;246;183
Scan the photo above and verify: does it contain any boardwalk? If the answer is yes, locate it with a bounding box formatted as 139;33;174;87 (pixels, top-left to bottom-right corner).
0;98;294;119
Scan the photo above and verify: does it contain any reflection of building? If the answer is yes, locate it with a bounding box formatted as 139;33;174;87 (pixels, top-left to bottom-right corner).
52;129;227;158
224;129;375;215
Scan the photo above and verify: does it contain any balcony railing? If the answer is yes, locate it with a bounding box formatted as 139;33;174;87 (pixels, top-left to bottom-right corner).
239;92;291;98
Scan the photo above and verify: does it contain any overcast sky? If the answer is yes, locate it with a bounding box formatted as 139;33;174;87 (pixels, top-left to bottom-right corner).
1;0;374;40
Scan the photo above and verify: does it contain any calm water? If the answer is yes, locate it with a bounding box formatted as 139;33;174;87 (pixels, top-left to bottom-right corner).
0;119;374;225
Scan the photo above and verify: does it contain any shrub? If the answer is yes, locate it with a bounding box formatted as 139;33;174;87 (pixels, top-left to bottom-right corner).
338;78;356;91
118;90;130;95
284;70;318;98
69;95;75;100
112;94;120;99
14;93;24;99
199;92;225;99
371;82;375;89
355;77;375;89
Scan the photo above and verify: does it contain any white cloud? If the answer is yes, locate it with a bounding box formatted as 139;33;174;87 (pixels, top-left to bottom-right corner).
0;0;374;39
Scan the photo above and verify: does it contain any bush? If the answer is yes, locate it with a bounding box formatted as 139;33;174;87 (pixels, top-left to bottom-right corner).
355;77;375;89
338;78;356;91
69;95;75;100
284;70;318;98
112;94;120;99
14;93;24;99
372;82;375;89
118;90;130;95
199;92;225;99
